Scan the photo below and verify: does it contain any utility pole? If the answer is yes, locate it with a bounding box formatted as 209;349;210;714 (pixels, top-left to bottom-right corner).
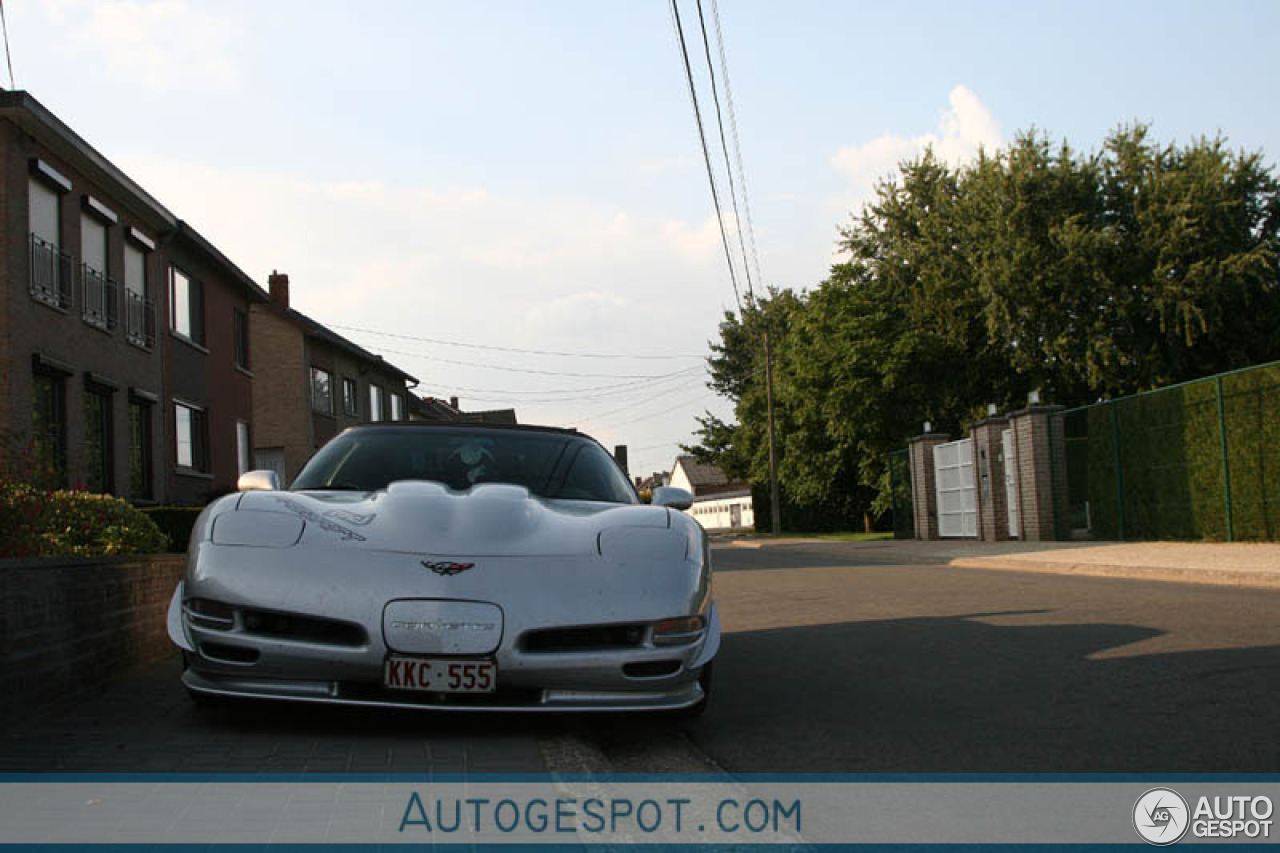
762;323;781;535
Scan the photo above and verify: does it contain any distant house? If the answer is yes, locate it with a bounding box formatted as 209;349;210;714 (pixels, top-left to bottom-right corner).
669;455;754;530
634;471;671;492
249;272;418;485
408;395;517;425
669;455;743;497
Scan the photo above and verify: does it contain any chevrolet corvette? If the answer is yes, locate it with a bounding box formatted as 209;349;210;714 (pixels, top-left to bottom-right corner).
166;422;718;714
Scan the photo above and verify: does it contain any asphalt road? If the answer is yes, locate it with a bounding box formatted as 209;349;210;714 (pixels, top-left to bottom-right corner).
680;540;1280;772
3;539;1278;773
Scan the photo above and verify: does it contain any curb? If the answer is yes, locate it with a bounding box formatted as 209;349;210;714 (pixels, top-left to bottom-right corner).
949;557;1280;589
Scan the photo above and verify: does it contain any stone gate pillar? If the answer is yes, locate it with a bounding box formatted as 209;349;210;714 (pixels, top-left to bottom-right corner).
908;432;950;541
1008;405;1068;541
969;416;1011;541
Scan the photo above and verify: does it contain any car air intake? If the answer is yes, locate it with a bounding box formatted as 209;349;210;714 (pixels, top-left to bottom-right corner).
240;609;367;647
199;642;260;664
521;624;646;653
623;660;681;678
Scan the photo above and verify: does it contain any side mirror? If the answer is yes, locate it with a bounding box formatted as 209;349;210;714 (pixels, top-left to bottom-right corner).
237;470;281;492
652;486;693;511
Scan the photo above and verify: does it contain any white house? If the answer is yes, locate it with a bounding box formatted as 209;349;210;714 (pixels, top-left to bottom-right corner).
669;456;755;531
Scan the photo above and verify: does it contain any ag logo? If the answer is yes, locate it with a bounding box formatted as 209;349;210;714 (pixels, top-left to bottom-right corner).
1134;788;1190;845
422;560;475;576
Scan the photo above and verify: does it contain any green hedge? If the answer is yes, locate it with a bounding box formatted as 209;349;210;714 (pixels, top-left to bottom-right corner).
0;483;169;558
1081;362;1280;541
141;506;204;552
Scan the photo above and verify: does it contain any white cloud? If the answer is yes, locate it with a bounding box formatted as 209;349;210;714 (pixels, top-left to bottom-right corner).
118;156;737;443
38;0;244;92
831;84;1002;209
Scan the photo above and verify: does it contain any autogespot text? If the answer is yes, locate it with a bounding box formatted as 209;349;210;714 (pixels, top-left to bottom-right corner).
398;792;802;836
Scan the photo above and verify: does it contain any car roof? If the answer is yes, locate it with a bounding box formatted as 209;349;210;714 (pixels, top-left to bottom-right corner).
341;422;585;438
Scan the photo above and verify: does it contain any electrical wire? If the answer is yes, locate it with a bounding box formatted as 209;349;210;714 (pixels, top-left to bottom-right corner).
695;0;755;302
409;366;705;401
362;342;705;380
710;0;764;292
331;322;704;360
668;0;742;312
0;0;15;89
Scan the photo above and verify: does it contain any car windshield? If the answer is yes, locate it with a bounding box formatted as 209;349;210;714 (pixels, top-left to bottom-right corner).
290;427;638;504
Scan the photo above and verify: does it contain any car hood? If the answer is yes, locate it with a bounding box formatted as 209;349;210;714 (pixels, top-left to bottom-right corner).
221;480;671;558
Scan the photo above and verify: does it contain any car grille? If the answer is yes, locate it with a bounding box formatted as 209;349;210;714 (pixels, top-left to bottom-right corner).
240;609;367;648
520;624;646;653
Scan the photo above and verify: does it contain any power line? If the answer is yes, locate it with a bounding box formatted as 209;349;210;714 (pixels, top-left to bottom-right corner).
366;343;704;380
413;369;707;408
0;0;15;89
568;372;717;427
710;0;764;291
694;0;755;302
331;322;704;361
668;0;742;312
411;366;705;401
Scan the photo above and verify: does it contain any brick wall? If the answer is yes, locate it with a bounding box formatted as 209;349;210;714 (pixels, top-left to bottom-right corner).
248;305;309;480
970;417;1012;541
0;554;185;725
908;434;949;540
1009;406;1068;541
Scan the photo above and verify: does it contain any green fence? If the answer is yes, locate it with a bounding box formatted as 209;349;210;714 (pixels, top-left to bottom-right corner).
1059;360;1280;541
887;448;915;539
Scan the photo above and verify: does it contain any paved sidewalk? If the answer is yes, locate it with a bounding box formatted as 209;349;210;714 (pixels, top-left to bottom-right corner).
719;534;1280;588
949;541;1280;588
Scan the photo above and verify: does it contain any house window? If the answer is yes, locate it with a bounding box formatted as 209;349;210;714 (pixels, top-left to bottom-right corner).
236;421;251;476
233;309;249;370
174;401;209;471
311;367;333;414
80;212;114;330
129;399;153;500
32;371;67;486
124;243;154;348
342;378;358;417
369;384;384;422
29;177;69;308
29;177;61;245
389;392;404;422
169;267;204;344
84;386;114;494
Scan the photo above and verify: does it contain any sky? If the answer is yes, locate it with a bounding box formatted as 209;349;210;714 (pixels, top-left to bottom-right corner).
6;0;1279;479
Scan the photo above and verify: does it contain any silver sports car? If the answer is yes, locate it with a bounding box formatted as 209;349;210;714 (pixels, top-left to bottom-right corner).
166;423;718;713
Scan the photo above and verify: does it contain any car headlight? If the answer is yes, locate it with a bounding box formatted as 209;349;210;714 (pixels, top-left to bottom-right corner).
652;615;707;646
210;511;304;548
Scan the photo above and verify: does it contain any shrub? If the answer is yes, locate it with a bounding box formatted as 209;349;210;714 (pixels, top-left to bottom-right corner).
0;482;169;559
141;506;205;552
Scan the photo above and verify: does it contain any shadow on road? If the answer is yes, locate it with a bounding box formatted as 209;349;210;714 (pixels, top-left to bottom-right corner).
685;611;1280;772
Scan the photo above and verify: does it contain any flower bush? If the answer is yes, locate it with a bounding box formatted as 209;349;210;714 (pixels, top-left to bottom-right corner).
0;481;169;559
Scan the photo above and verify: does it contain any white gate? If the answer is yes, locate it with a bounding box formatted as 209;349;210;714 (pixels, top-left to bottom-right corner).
1002;429;1020;538
934;438;977;538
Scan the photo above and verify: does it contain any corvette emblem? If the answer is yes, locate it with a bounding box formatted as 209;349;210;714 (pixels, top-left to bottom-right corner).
422;560;475;576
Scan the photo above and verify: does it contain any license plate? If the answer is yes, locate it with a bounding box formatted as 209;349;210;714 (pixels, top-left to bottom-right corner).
384;657;496;693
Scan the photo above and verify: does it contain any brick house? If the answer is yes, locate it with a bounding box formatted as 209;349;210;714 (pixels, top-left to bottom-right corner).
2;91;172;501
0;90;269;506
249;272;418;485
408;394;517;425
161;223;267;505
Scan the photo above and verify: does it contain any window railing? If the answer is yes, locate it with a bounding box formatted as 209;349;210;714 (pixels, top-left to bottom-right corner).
125;289;156;349
81;264;118;332
30;234;73;310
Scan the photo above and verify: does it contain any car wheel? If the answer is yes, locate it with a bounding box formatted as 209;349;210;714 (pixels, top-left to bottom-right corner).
672;661;713;720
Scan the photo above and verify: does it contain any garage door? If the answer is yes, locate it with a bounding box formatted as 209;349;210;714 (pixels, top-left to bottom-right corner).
934;438;977;538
